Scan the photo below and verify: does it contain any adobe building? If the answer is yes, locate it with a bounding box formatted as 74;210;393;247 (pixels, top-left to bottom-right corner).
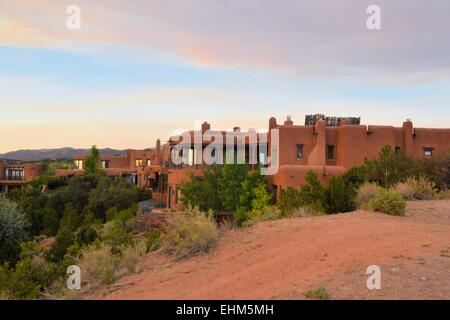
56;140;170;203
165;121;268;209
164;115;450;208
267;115;450;199
2;114;449;210
0;162;44;192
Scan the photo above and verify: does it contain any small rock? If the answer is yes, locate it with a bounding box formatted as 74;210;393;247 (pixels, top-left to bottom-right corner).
420;277;428;281
390;267;399;273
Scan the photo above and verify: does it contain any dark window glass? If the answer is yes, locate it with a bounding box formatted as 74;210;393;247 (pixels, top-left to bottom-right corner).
327;145;335;160
296;144;304;159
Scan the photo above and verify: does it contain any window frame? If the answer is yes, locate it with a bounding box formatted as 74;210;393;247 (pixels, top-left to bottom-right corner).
423;147;433;157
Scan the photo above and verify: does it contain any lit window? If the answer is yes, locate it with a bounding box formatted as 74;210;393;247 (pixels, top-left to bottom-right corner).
101;160;109;169
424;148;433;157
296;144;304;159
74;160;83;170
327;145;335;160
135;159;143;166
147;159;151;166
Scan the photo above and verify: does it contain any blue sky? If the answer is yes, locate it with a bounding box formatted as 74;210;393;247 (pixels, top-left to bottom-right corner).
1;0;449;152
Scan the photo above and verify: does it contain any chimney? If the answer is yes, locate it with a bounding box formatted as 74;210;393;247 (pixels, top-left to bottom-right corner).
156;139;161;165
233;126;241;132
402;119;414;156
269;117;277;130
284;116;293;126
201;121;210;133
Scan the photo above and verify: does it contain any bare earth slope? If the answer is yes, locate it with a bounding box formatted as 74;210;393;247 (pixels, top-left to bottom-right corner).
92;200;450;300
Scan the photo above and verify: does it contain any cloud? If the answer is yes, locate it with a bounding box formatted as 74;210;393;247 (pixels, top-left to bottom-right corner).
1;0;449;72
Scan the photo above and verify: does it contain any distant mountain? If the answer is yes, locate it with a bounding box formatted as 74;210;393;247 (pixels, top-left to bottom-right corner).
0;148;126;162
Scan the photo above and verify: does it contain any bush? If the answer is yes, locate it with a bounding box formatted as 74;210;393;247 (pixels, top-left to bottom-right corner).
363;189;406;216
77;244;118;286
305;286;330;300
0;196;30;264
162;207;218;259
392;177;436;200
435;189;450;200
324;176;356;214
76;225;98;246
145;230;162;252
0;241;58;299
241;206;282;227
391;180;415;200
298;171;326;213
278;187;302;216
409;177;436;200
119;241;147;273
290;205;325;218
104;219;134;250
355;183;383;208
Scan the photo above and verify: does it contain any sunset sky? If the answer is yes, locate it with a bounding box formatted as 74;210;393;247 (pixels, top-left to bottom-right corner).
1;0;449;153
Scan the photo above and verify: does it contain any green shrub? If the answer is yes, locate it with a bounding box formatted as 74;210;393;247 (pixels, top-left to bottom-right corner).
162;207;218;259
298;171;326;213
363;189;406;216
305;286;330;300
0;241;58;299
355;182;383;208
76;225;98;246
104;219;134;250
145;230;162;252
278;187;302;216
324;176;356;214
0;196;30;264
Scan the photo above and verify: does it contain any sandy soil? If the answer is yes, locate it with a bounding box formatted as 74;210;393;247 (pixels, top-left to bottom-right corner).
90;200;450;300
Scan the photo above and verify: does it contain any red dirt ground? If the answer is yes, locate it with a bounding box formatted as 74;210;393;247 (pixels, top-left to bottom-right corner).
90;200;450;300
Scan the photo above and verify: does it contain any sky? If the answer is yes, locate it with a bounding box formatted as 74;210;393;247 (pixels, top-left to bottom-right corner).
0;0;449;153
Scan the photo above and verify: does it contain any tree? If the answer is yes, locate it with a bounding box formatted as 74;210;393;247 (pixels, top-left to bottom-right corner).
251;182;271;212
298;170;326;212
239;168;266;212
219;164;249;211
0;196;30;264
180;166;224;212
278;187;302;216
84;145;102;175
324;176;356;214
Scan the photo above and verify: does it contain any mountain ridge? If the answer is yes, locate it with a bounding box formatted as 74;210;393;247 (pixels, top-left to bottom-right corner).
0;147;127;162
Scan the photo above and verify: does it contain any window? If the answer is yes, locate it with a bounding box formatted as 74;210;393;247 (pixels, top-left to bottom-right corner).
6;168;24;180
74;160;83;170
424;148;433;157
135;159;143;167
147;159;151;167
101;160;109;169
395;146;401;154
327;145;335;160
296;144;304;159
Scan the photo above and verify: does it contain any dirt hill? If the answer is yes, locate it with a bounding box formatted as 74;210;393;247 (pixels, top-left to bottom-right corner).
91;200;450;300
